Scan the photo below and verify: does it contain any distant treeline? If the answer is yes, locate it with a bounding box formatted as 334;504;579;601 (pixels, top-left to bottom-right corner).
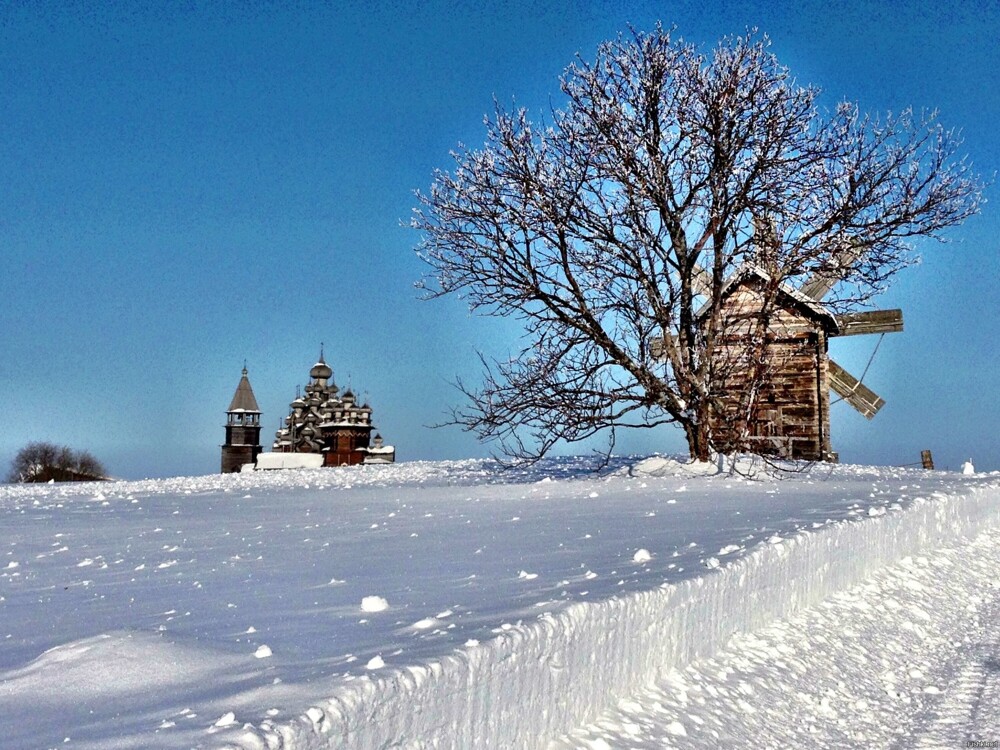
6;442;107;483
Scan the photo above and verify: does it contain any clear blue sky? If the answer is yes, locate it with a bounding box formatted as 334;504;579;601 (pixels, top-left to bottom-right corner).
1;1;997;479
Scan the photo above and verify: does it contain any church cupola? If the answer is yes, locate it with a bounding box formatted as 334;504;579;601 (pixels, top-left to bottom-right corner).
309;344;333;386
221;365;263;473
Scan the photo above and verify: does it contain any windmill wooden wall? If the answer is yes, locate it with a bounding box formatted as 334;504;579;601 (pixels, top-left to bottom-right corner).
708;274;836;461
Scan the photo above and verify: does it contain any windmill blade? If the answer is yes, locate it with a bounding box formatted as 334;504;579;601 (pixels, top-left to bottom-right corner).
833;309;904;337
829;359;885;419
691;263;712;297
800;242;864;301
649;333;671;360
799;272;839;302
650;264;710;361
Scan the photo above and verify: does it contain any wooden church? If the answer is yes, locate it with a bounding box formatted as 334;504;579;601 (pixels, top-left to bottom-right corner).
271;353;394;466
220;354;394;473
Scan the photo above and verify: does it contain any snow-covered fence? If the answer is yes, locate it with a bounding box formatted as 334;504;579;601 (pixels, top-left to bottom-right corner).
225;483;1000;750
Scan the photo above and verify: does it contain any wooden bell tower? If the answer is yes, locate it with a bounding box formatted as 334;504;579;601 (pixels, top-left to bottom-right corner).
221;365;263;473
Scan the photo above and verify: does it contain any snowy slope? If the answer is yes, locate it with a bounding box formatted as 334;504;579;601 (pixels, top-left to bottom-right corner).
1;457;998;749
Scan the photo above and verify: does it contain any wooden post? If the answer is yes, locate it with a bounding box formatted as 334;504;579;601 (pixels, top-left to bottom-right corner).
921;450;934;470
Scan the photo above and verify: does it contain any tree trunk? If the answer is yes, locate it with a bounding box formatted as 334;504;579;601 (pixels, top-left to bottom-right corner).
684;418;712;463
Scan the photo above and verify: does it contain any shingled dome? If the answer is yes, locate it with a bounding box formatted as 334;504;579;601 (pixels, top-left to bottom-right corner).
310;358;333;381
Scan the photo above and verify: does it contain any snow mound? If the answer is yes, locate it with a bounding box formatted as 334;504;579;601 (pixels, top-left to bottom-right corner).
632;548;653;563
0;631;267;748
254;453;324;470
629;456;720;477
361;596;389;613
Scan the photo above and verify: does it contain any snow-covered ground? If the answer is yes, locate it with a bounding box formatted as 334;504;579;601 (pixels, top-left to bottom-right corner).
1;457;998;749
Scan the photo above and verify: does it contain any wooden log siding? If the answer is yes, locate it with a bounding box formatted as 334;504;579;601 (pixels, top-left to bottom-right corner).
707;280;833;461
319;427;371;466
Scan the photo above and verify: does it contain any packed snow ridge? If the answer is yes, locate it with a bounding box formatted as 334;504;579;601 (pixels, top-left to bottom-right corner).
1;456;998;749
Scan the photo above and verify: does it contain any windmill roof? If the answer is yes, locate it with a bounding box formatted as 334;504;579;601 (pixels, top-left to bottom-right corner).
698;265;840;333
228;369;261;413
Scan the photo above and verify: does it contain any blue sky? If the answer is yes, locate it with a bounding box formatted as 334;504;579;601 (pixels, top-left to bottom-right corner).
1;1;997;479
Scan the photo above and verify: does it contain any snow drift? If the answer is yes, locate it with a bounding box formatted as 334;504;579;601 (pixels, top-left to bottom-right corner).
224;479;1000;749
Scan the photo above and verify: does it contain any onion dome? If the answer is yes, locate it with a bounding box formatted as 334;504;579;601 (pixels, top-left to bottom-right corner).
342;388;355;403
310;346;333;381
291;397;306;409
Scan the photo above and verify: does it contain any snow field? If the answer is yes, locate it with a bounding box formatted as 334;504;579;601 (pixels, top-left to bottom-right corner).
221;480;1000;749
3;458;998;748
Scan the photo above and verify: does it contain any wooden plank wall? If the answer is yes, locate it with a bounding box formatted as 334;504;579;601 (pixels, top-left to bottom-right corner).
707;283;830;461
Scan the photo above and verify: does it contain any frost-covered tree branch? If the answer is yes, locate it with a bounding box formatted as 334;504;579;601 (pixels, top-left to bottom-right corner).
413;26;983;462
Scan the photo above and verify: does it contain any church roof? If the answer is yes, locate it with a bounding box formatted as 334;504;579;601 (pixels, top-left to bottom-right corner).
228;367;261;413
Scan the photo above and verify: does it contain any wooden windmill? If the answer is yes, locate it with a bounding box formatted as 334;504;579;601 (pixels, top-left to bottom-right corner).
657;249;903;461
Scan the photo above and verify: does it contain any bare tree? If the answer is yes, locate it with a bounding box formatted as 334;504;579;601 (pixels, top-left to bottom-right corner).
7;442;107;483
413;27;982;462
74;451;105;480
55;445;75;474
